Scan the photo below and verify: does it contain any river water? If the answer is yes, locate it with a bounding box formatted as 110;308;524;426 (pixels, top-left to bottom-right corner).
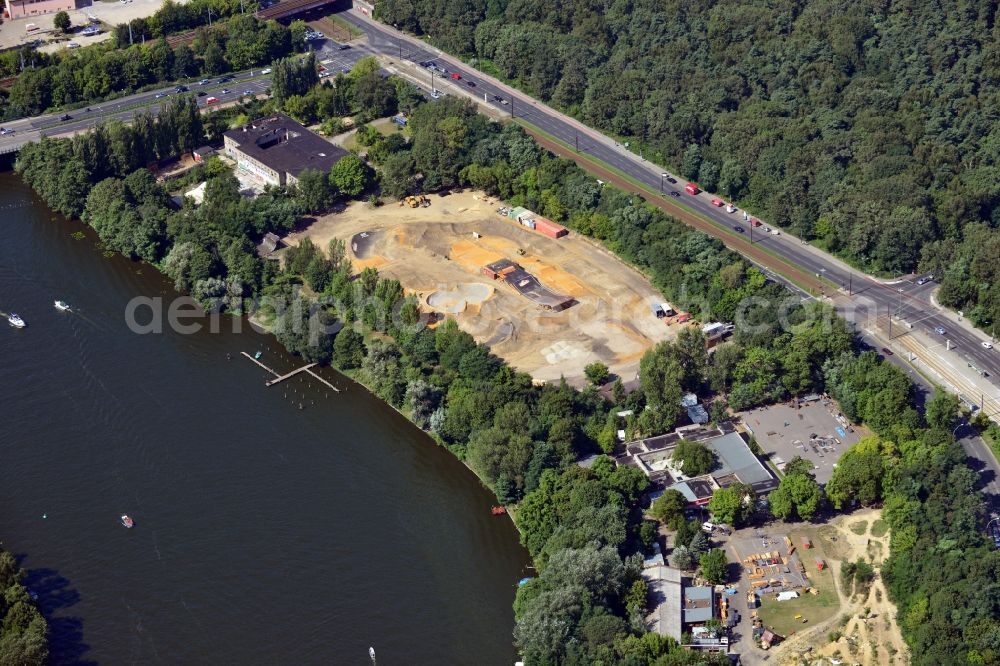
0;172;530;664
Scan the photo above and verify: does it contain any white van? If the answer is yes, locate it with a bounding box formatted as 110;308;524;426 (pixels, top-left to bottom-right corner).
701;522;715;533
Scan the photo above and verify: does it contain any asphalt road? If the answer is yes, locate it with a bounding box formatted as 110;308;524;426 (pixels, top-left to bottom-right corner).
0;34;365;154
1;8;998;517
332;10;1000;399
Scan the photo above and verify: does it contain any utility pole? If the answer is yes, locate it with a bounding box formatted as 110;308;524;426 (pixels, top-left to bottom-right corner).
660;173;666;193
510;97;514;118
888;305;892;340
128;22;133;45
848;273;852;297
575;133;579;153
749;222;753;244
208;8;212;27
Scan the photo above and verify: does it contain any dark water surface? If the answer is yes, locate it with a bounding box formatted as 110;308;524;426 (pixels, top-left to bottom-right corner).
0;172;530;664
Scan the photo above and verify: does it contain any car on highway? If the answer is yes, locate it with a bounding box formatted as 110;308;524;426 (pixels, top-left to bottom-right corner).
261;68;272;74
243;89;253;96
935;326;947;335
733;225;745;233
338;44;350;50
198;79;210;85
711;198;724;207
60;114;72;121
493;94;503;102
175;85;188;92
0;127;13;135
882;347;894;356
984;341;994;349
196;91;207;97
666;176;677;184
205;96;220;105
219;76;233;83
220;88;231;94
466;80;476;87
669;191;680;198
155;92;168;99
450;72;461;80
500;98;509;105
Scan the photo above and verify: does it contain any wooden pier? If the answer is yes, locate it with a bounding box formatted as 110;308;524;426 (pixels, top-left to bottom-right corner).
241;352;340;392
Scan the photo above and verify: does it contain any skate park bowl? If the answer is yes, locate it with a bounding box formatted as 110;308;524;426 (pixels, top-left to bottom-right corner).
426;283;494;314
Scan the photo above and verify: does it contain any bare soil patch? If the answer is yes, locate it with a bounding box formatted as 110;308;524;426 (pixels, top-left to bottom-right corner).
283;190;679;385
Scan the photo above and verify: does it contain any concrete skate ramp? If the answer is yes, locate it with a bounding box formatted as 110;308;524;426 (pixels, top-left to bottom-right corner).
426;283;493;314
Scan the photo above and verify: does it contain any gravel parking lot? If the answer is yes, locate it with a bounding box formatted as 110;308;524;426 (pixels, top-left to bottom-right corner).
741;399;861;483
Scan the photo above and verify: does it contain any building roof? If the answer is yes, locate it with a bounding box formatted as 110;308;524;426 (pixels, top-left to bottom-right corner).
687;404;710;424
683;585;714;624
193;145;215;156
224;114;347;179
642;566;682;641
708;431;777;493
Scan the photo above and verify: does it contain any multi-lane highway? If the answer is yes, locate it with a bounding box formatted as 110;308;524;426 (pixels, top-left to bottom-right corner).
1;5;998;502
0;33;365;154
333;9;1000;402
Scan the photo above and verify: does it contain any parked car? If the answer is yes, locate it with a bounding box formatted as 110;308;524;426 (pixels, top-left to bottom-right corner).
983;341;994;349
67;42;81;49
430;89;442;99
711;198;724;207
882;347;894;356
726;204;736;213
338;44;350;50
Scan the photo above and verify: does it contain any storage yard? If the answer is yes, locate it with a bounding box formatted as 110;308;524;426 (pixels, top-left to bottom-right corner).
282;190;678;385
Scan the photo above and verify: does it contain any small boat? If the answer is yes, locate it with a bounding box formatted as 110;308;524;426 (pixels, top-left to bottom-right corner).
518;577;533;587
254;351;263;360
120;514;134;529
54;300;71;311
491;505;507;516
7;313;25;328
369;646;376;663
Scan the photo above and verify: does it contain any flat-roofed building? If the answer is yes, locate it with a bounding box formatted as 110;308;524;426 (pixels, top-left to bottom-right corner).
223;114;347;188
5;0;75;19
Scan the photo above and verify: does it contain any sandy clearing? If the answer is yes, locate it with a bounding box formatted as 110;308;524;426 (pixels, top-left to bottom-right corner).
283;190;679;385
768;509;909;666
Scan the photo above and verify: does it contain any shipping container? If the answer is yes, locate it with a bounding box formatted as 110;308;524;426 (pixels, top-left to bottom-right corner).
534;217;568;239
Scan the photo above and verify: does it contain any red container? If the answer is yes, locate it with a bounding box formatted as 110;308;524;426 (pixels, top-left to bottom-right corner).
685;183;700;195
533;217;568;239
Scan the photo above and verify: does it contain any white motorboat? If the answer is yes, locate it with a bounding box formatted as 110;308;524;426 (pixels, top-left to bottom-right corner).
54;300;71;312
7;313;25;328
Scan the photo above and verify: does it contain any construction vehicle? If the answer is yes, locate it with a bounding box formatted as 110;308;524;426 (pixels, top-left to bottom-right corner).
402;195;430;208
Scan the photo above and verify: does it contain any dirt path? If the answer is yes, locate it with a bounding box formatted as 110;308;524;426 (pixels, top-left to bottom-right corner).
768;510;909;665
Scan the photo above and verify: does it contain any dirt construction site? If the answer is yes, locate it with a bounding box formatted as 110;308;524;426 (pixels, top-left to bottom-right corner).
284;190;678;385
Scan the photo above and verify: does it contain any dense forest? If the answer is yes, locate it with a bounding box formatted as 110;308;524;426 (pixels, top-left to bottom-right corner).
0;548;48;665
374;0;1000;330
14;64;999;661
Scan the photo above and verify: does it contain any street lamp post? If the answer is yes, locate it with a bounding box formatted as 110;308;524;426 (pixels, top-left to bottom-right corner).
660;172;668;193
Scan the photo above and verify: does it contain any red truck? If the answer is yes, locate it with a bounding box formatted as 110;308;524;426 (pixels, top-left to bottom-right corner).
685;183;700;195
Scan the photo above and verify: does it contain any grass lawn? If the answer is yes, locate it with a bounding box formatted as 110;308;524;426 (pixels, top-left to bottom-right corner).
757;584;840;637
849;520;869;535
340;117;405;152
871;519;889;538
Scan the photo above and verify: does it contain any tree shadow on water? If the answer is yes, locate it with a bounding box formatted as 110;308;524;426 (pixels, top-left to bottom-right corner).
22;566;95;665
